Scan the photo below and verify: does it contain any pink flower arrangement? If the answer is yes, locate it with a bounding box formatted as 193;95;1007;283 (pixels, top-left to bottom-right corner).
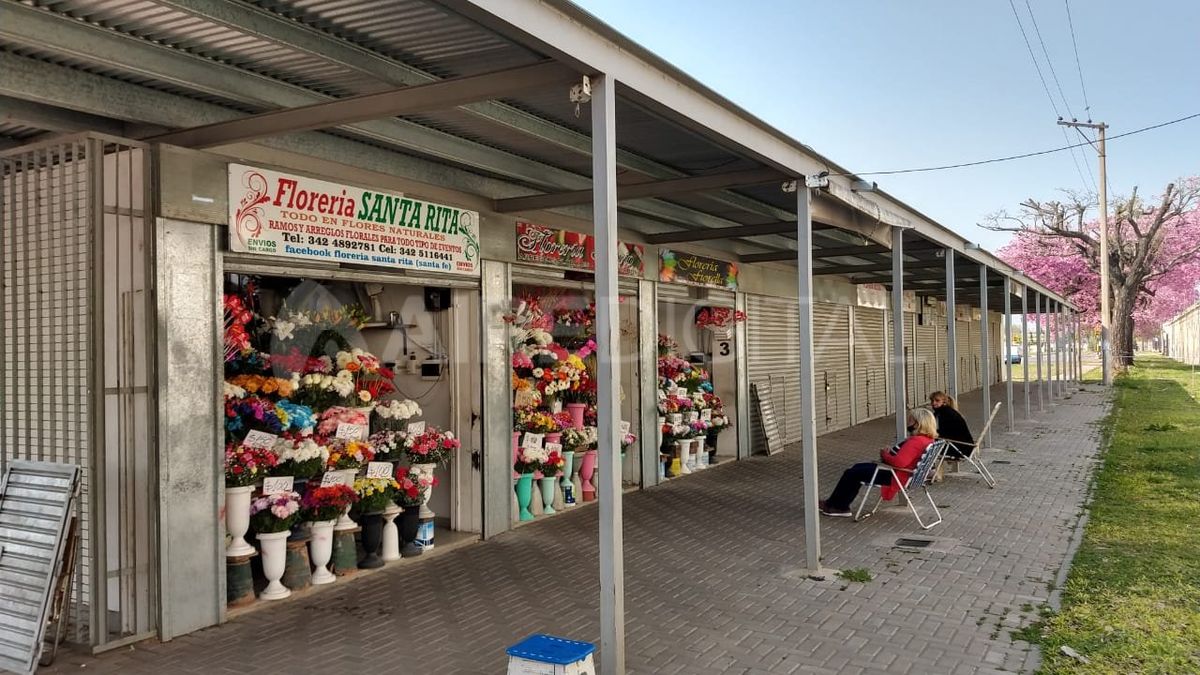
576;338;597;359
249;491;301;533
317;406;369;436
511;351;534;370
224;445;277;488
395;466;438;507
403;427;460;465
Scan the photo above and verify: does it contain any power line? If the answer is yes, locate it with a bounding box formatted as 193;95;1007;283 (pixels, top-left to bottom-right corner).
1024;0;1075;118
834;111;1200;177
1063;0;1092;117
1008;0;1061;117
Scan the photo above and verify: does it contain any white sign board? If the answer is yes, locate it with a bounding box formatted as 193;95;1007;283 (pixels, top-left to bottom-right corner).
619;421;631;435
365;462;394;479
335;423;368;441
700;409;712;422
406;421;426;436
262;476;294;495
522;433;544;450
319;469;357;488
544;442;563;454
241;430;278;449
229;163;480;276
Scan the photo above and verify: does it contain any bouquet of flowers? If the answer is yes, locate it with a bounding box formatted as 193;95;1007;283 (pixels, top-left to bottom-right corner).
540;448;566;477
660;421;689;447
514;444;548;474
276;401;317;434
301;484;358;522
688;419;711;439
513;379;542;409
403;427;459;465
656;355;692;382
513;409;559;434
511;350;534;373
224;293;257;362
224;396;288;441
373;399;421;431
369;430;405;462
316;406;369;437
336;348;396;403
225;445;277;487
271;436;329;479
621;430;637;452
326;439;374;471
268;304;369;352
694;307;747;330
269;345;334;377
249;491;301;533
294;370;358;409
226;373;300;399
502;299;552;351
395;466;437;508
562;426;598;453
657;333;678;357
353;476;400;514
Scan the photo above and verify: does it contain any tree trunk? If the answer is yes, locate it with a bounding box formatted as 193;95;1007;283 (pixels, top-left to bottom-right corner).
1111;287;1138;369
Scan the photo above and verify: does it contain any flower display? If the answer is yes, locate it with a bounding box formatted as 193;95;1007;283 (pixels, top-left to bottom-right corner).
657;333;678;356
316;406;369;437
562;426;598;453
294;370;358;409
621;430;637;450
301;484;358;522
395;466;437;507
353;476;400;513
374;399;421;426
227;373;300;399
514;444;548;474
694;307;747;330
249;491;301;533
403;427;459;465
271;436;329;479
224;396;287;439
368;430;405;462
513;409;559;434
327;439;374;471
225;445;278;487
224;294;256;361
224;381;247;400
539;449;566;477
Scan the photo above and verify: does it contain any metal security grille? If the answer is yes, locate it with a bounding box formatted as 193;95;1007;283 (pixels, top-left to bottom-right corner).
956;318;972;392
853;307;886;423
0;135;156;649
746;294;800;445
813;303;850;433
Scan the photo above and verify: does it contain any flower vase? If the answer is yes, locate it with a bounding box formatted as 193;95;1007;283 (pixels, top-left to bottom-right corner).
308;519;337;585
226;555;255;607
357;512;384;569
256;531;291;600
400;507;423;557
566;403;587;430
658;454;668;480
515;474;535;521
580;449;598;502
224;486;255;557
334;502;357;532
539;476;557;515
677;440;692;475
561;451;577;506
545;432;563;446
571;463;583;506
332;528;359;576
280;537;312;592
657;416;665;449
381;505;401;562
531;478;544;516
512;430;521;479
413;463;437;519
694;440;708;470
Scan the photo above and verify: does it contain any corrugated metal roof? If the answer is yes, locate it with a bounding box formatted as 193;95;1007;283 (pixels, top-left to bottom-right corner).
0;123;46;142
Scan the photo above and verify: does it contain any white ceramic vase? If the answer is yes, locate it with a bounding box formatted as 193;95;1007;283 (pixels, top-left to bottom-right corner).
256;531;291;600
677;440;692;475
224;486;255;557
380;505;402;563
414;463;437;519
308;519;337;585
695;440;709;470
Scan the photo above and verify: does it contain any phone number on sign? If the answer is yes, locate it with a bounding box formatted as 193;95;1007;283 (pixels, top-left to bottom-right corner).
306;236;455;261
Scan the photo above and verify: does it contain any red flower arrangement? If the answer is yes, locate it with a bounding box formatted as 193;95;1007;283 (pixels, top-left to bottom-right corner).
224;445;277;488
694;307;747;329
301;484;359;522
403;427;460;466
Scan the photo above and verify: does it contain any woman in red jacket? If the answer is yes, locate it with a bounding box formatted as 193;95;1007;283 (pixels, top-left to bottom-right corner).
819;408;938;517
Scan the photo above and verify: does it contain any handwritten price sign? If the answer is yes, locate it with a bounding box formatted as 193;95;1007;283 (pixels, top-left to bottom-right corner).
406;421;426;436
365;462;394;479
335;423;368;441
241;430;278;449
262;476;294;495
319;469;356;488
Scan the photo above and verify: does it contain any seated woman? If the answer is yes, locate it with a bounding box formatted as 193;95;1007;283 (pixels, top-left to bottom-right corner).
928;391;975;459
819;408;938;517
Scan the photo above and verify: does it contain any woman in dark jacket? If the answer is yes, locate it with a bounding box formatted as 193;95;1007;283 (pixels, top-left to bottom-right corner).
929;391;974;458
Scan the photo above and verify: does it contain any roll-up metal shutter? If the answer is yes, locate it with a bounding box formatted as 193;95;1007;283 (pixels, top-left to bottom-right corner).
956;318;972;392
904;312;918;409
915;315;939;403
969;318;983;392
813;303;851;433
746;294;800;445
885;312;896;415
853;307;887;423
992;315;1004;384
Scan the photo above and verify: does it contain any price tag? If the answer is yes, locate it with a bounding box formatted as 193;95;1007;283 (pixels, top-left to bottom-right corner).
700;409;712;422
620;421;631;435
685;411;698;423
241;430;278;449
669;413;682;425
335;423;368;441
406;421;426;436
544;442;563;454
319;469;357;487
262;476;293;495
522;432;544;450
365;462;394;479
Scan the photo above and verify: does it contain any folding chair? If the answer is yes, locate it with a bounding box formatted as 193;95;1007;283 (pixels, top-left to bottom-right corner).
939;402;1000;488
853;439;949;529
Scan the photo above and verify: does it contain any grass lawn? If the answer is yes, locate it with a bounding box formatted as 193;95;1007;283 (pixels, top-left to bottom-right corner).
1020;355;1200;672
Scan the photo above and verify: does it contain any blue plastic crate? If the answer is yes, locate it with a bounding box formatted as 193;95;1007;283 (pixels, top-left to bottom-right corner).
506;634;596;665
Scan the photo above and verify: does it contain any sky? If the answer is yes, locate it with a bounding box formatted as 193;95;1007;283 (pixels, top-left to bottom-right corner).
572;0;1200;252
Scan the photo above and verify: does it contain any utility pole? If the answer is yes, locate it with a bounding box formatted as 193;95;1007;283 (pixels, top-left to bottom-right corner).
1058;118;1110;385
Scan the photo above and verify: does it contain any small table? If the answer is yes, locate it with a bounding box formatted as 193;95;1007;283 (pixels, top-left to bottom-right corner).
506;634;596;675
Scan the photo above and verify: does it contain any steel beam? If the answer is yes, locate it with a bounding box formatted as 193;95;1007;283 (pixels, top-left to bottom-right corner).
891;228;907;439
1004;277;1013;432
1035;294;1045;412
980;266;991;445
651;219;833;246
945;249;958;399
494;167;784;213
0;96;129;136
1021;284;1030;418
150;61;580;148
591;74;625;675
796;185;821;575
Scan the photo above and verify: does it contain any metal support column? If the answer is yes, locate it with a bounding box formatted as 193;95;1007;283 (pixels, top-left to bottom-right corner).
979;266;991;445
945;249;958;399
797;183;822;575
1051;301;1061;399
637;279;659;487
1021;285;1030;418
891;228;907;439
1036;294;1046;410
1076;314;1084;382
1004;277;1014;431
591;73;624;675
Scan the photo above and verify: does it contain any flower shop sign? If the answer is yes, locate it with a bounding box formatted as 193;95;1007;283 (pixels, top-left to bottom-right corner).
659;249;738;289
229;163;481;276
515;221;644;276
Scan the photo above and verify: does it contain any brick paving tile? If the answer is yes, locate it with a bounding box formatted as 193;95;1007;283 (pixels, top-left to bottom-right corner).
43;382;1107;674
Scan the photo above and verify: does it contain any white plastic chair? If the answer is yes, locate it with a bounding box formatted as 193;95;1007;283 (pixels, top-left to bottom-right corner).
853;439;950;529
940;402;1001;488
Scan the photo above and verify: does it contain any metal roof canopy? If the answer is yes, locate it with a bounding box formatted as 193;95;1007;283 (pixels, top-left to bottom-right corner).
0;0;1074;309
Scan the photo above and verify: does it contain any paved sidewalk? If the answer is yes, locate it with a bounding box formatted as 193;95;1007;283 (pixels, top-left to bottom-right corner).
48;382;1108;674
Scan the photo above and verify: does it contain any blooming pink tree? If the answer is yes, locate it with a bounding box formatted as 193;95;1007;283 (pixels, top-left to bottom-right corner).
988;179;1200;368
